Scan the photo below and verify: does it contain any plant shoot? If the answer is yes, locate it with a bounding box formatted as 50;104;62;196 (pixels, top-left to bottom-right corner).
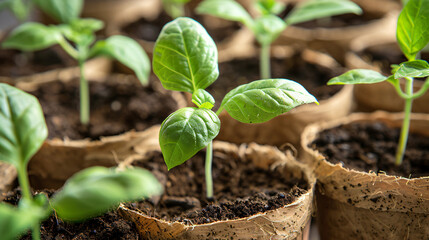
327;0;429;165
153;17;318;199
196;0;362;79
162;0;191;19
1;0;150;125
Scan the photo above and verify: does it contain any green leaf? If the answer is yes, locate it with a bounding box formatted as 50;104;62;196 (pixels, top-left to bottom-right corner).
396;0;429;60
192;89;215;109
327;69;387;85
0;203;39;240
219;79;318;123
253;15;287;45
395;60;429;78
196;0;253;27
91;36;150;84
70;18;104;32
0;84;47;167
153;17;218;93
285;0;362;25
255;0;286;15
10;0;30;21
1;22;61;51
159;107;220;170
51;167;162;222
33;0;83;23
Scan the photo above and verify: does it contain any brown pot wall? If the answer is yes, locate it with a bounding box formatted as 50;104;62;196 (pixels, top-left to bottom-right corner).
301;111;429;240
119;139;315;240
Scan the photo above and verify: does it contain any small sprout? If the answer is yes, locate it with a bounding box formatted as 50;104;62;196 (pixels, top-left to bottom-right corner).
0;83;162;240
0;0;32;22
2;0;150;125
153;17;318;199
327;0;429;165
196;0;362;79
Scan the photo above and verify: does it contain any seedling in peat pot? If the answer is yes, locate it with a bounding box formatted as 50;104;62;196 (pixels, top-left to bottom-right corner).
327;0;429;165
0;83;162;240
1;0;150;125
196;0;362;79
162;0;191;19
0;0;32;22
153;17;318;200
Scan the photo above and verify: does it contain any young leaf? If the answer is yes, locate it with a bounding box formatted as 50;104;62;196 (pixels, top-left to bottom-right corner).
1;23;61;51
33;0;83;23
192;89;215;109
253;15;287;45
159;107;220;170
285;0;362;25
396;0;429;60
327;69;387;85
196;0;253;27
51;167;162;221
153;17;218;93
0;203;40;240
0;84;47;167
255;0;286;16
90;36;150;84
395;60;429;79
219;79;318;123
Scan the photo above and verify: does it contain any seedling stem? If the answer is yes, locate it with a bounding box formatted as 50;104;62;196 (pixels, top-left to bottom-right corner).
205;141;214;199
260;43;271;79
396;77;413;165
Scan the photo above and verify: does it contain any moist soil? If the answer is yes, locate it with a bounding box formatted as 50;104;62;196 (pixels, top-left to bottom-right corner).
28;75;180;140
128;149;308;224
207;55;343;109
121;11;240;44
0;46;75;78
311;121;429;178
2;189;139;239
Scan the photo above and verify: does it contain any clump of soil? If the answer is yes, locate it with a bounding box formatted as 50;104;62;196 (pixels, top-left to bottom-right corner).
28;75;180;140
207;55;343;109
121;11;240;44
2;189;139;239
311;121;429;178
0;46;75;78
129;149;308;224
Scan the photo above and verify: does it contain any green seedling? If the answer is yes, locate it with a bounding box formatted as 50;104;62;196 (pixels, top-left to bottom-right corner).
327;0;429;165
153;17;318;199
196;0;362;79
162;0;191;19
0;83;162;240
0;0;32;22
1;0;150;125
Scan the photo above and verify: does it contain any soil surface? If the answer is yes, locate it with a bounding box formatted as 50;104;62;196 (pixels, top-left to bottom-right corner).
2;189;139;240
207;55;343;109
128;149;308;224
28;75;180;140
121;11;240;44
311;121;429;178
0;46;75;78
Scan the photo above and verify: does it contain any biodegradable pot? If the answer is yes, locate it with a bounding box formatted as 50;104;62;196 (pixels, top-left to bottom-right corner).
301;111;429;240
11;75;186;191
346;36;429;113
119;139;315;240
276;0;400;64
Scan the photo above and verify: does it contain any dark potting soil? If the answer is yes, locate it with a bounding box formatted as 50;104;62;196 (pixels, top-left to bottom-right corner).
0;46;75;78
28;75;180;140
121;11;240;44
207;56;343;109
311;121;429;178
2;189;139;239
128;149;308;224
